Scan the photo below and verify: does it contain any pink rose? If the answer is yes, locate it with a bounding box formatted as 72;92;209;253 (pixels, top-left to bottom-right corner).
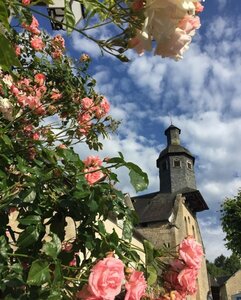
163;269;182;291
15;45;21;56
81;97;94;110
76;284;101;300
178;268;198;295
32;132;40;140
194;2;204;13
77;112;92;135
178;15;201;35
87;257;125;300
125;271;147;300
52;34;65;49
30;36;45;51
51;49;63;59
179;237;203;269
50;89;62;101
34;73;45;86
170;259;185;272
84;167;104;185
22;16;40;35
83;156;102;167
22;0;31;5
94;97;110;118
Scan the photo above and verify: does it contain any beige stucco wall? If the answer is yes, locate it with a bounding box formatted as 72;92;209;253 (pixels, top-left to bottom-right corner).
220;270;241;300
136;194;209;300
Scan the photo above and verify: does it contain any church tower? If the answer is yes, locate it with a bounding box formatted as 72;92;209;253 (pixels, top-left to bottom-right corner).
132;125;209;300
156;125;196;193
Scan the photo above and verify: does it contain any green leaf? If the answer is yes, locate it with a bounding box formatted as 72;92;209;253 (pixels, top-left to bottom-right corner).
64;0;76;33
0;0;10;29
0;236;10;259
42;234;61;259
127;163;149;192
18;215;41;226
22;189;36;203
143;240;154;264
1;134;13;149
17;225;40;248
122;218;133;241
146;265;157;285
0;33;21;71
27;259;51;286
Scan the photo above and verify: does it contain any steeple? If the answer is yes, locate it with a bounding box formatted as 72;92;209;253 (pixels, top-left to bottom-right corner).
156;125;196;193
165;125;181;146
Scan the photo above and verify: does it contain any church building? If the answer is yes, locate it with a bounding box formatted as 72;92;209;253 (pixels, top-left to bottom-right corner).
132;125;210;300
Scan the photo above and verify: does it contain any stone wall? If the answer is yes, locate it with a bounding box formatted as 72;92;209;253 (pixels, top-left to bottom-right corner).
220;270;241;300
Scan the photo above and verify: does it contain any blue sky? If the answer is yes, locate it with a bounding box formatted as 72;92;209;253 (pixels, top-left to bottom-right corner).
36;0;241;261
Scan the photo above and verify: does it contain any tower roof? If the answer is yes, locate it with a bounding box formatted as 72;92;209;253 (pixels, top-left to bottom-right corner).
159;124;194;160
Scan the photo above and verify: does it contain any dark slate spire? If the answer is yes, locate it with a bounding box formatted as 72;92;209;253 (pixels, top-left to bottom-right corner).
165;125;181;146
156;125;196;193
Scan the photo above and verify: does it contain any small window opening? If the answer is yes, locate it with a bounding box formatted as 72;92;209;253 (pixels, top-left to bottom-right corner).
173;159;181;168
187;161;192;170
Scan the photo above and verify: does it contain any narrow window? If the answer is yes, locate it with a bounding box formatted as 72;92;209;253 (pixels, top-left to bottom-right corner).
192;225;196;238
184;217;188;235
173;159;181;168
187;161;192;170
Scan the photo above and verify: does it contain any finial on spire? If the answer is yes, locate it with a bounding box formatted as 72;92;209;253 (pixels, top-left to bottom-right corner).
168;113;173;125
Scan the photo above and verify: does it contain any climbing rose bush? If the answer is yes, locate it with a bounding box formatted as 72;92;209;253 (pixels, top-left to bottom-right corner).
0;18;150;299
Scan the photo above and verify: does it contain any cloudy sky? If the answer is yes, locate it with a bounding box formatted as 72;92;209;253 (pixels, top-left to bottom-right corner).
38;0;241;261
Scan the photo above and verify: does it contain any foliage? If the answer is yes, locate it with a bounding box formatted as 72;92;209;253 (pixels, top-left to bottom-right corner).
0;0;145;69
221;189;241;256
0;22;150;298
207;253;241;278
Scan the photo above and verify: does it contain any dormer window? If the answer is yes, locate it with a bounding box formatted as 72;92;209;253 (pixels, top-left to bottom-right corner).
173;159;181;168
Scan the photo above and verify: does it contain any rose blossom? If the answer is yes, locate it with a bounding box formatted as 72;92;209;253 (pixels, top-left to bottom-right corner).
15;45;21;56
52;34;65;49
94;97;110;119
83;156;102;167
177;267;198;295
82;257;125;300
51;49;63;59
22;0;31;5
34;73;45;86
84;167;104;185
125;271;147;300
194;1;204;13
178;15;201;35
50;88;62;101
76;284;101;300
179;236;203;269
81;97;94;110
30;36;45;51
22;16;40;35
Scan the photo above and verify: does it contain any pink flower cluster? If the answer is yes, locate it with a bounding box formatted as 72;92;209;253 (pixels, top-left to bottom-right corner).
10;74;47;115
22;16;45;51
83;155;105;185
77;96;110;136
161;236;203;300
51;34;66;59
129;0;204;60
76;257;147;300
